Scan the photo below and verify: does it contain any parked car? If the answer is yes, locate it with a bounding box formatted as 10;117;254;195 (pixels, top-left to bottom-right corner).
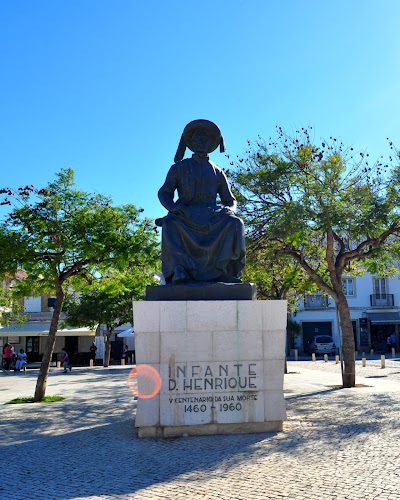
308;335;336;355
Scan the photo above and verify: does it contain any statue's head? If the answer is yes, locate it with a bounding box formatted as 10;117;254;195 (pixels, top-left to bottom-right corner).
174;119;226;162
190;130;212;155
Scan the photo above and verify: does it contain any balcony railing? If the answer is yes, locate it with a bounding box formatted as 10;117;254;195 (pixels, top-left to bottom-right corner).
304;295;329;308
370;294;394;307
26;312;67;320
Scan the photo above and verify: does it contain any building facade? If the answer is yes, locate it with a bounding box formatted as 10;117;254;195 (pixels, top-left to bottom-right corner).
0;293;95;364
293;274;400;353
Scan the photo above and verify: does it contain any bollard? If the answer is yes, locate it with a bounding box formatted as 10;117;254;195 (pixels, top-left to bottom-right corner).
324;354;328;362
294;349;298;361
362;356;366;367
381;355;385;369
121;358;125;366
90;359;93;367
335;355;339;364
312;353;316;362
56;361;61;368
392;347;396;358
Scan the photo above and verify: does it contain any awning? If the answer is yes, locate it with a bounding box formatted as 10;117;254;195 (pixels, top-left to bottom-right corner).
117;328;135;337
115;323;133;333
0;322;95;337
366;312;400;325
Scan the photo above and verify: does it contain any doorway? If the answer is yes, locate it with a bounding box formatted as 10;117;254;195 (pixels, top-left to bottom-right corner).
111;337;124;361
302;322;332;353
373;278;389;306
26;337;40;362
64;336;79;365
370;324;394;352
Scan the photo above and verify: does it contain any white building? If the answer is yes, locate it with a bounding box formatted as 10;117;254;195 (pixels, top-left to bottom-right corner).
1;276;136;365
293;274;400;353
0;293;95;364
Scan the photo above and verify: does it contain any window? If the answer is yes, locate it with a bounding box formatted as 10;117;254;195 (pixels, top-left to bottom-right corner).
24;296;42;312
315;336;334;343
47;297;56;309
342;278;354;296
373;278;388;297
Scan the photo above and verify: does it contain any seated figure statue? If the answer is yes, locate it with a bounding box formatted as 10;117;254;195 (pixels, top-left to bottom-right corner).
156;119;246;284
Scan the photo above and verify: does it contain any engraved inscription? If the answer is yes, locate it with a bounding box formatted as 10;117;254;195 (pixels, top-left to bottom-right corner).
168;363;258;392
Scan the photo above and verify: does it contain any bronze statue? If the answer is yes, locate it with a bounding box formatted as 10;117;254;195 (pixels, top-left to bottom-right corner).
156;120;246;284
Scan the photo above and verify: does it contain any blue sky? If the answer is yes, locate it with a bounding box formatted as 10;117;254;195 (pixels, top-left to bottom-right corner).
1;0;400;222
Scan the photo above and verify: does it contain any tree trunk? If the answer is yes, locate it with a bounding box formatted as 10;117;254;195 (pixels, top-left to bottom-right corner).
336;293;356;388
103;325;112;367
34;281;65;401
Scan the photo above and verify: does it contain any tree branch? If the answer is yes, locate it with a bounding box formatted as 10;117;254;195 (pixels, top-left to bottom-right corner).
343;224;400;263
282;247;338;301
59;260;88;282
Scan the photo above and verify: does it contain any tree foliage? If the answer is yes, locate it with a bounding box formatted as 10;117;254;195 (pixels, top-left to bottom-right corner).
241;238;316;308
230;127;400;387
0;168;160;398
0;279;26;327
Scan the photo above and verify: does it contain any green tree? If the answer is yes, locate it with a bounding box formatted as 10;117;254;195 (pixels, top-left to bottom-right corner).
242;240;312;374
242;237;316;307
231;127;400;387
0;278;26;327
286;318;301;352
64;268;157;367
0;169;159;400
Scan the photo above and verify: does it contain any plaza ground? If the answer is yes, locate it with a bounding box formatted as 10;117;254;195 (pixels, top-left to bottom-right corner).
1;357;400;500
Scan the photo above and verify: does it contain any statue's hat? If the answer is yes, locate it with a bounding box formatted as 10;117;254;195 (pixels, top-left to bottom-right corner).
174;119;226;162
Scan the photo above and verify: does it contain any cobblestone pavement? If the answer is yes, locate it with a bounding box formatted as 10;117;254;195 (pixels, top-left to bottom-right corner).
1;360;400;500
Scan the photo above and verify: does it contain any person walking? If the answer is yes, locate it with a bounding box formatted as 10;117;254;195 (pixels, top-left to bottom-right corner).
390;333;397;352
2;343;14;372
62;348;71;373
89;342;97;364
387;335;392;353
122;345;129;364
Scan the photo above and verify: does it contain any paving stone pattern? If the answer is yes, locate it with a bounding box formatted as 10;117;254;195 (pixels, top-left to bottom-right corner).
1;359;400;500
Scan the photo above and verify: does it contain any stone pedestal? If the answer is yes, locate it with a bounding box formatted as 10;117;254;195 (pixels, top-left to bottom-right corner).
133;300;287;438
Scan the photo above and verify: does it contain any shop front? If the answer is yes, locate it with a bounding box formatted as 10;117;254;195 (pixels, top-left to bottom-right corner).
0;323;95;363
366;312;400;352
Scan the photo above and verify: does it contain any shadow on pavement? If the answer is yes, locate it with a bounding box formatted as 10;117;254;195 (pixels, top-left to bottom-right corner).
1;373;398;500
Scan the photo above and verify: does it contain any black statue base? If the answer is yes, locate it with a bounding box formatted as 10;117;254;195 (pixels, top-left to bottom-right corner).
146;282;257;301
